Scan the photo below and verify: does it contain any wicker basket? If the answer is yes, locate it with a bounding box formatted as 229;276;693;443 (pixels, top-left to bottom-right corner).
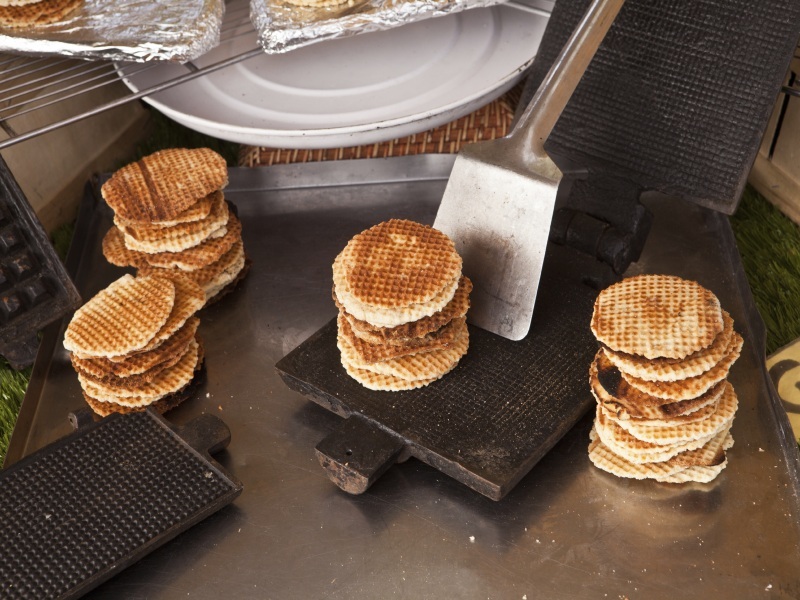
238;86;521;167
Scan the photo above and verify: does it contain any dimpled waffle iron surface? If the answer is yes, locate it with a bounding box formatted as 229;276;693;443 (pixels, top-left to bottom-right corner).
333;219;470;391
0;410;240;599
586;274;742;483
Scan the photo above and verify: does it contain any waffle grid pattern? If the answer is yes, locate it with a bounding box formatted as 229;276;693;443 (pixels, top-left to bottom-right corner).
0;413;236;600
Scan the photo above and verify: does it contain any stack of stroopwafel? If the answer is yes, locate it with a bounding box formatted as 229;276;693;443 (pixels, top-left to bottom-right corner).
101;147;249;306
0;0;81;28
586;274;743;483
64;273;206;417
333;219;471;391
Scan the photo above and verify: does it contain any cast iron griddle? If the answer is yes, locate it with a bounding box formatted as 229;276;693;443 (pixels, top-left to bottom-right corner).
0;410;242;600
0;155;80;368
521;0;800;215
276;243;604;500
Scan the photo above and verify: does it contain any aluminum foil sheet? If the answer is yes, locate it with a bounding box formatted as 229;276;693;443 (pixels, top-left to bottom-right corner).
251;0;507;53
0;0;224;62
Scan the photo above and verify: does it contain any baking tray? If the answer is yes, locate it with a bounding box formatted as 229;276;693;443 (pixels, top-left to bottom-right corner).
7;156;800;598
250;0;551;54
0;0;223;62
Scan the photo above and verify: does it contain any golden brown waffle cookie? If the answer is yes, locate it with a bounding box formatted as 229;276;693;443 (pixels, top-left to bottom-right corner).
598;395;718;427
0;0;49;7
203;256;252;308
669;427;732;468
591;274;724;360
589;349;724;419
115;190;216;229
199;243;247;301
336;262;459;327
64;274;175;358
102;225;148;269
338;312;467;363
101;148;228;223
72;317;199;378
603;311;735;382
83;342;205;416
654;461;728;483
588;427;731;481
120;193;229;254
588;436;687;480
84;386;183;416
72;342;185;388
134;276;204;353
333;219;462;327
338;276;472;345
0;0;80;27
138;241;245;300
80;338;200;405
610;382;737;445
105;213;242;272
593;406;718;464
622;332;743;401
341;360;438;391
339;323;468;381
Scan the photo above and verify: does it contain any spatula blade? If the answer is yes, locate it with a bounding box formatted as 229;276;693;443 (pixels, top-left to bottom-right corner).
434;150;560;341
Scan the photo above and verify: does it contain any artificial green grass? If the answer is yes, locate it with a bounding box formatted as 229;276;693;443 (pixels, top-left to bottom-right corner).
0;220;74;464
730;186;800;355
0;360;30;463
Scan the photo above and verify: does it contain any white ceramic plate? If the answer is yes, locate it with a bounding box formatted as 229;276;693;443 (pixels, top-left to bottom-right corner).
117;0;549;148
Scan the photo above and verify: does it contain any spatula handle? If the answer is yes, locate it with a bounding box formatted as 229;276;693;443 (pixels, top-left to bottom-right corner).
512;0;626;159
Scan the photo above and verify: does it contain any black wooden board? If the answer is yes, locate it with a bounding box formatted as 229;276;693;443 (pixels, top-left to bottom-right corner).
276;244;603;500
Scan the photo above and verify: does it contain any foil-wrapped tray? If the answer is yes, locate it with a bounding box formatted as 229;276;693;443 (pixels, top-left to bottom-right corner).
251;0;548;53
0;0;224;62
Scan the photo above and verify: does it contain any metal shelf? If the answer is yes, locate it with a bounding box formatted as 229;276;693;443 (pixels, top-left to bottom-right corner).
0;0;554;151
0;0;258;150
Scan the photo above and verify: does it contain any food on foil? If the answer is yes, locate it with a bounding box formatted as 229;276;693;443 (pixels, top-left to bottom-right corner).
0;0;223;61
0;0;80;28
251;0;507;53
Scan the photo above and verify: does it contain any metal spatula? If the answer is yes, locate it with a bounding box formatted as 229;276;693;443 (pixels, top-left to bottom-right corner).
433;0;625;341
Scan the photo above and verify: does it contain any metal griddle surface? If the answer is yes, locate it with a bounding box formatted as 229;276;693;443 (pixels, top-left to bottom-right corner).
8;156;800;598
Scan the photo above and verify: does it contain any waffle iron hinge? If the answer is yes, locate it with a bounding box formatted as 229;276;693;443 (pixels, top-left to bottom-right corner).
549;168;653;276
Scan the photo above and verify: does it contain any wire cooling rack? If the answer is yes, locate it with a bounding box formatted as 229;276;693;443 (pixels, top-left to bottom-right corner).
0;0;553;151
0;0;258;150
